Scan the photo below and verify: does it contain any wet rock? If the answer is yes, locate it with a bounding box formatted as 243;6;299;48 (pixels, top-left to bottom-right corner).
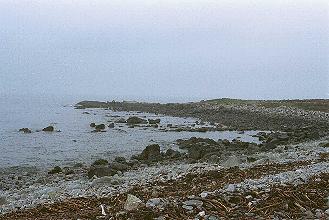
42;126;54;132
95;124;106;131
48;166;62;174
19;128;32;133
108;123;115;128
90;123;96;127
148;119;160;124
124;194;143;211
87;166;117;179
139;144;161;161
127;116;147;124
92;159;109;166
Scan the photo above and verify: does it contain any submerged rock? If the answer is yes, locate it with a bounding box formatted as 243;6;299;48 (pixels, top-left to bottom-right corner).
42;126;54;132
124;194;143;211
108;123;115;128
90;123;96;127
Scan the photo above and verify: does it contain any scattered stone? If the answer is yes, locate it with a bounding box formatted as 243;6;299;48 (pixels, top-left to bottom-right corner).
42;126;54;132
200;192;208;198
124;194;143;211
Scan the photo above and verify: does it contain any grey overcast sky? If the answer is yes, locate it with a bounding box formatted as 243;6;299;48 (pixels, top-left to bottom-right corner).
0;0;328;102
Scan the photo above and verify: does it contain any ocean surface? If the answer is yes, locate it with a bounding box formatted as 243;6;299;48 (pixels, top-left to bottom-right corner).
0;95;261;169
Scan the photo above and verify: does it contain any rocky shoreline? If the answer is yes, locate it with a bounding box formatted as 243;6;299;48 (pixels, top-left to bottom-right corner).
1;99;329;219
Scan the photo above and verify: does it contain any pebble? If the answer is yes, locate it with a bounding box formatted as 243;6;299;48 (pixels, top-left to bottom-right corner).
200;192;208;198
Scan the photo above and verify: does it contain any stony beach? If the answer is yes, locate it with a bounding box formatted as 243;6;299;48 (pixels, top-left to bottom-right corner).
1;99;329;220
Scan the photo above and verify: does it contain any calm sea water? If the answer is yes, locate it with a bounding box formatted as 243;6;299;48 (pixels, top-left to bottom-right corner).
0;95;260;169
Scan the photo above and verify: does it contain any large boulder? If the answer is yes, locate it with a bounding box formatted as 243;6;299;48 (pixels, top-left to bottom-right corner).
42;126;54;132
127;116;147;124
48;166;62;174
139;144;161;161
92;159;109;166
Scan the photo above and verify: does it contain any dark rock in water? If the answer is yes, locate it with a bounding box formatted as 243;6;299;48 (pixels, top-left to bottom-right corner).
139;144;161;161
19;128;32;133
82;112;90;114
87;166;117;178
165;149;181;158
167;124;173;127
148;119;161;124
95;124;106;130
114;156;127;164
108;123;115;128
90;123;96;127
115;118;127;123
92;159;109;166
127;116;147;124
42;126;54;132
109;162;130;171
48;166;62;174
260;142;277;151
